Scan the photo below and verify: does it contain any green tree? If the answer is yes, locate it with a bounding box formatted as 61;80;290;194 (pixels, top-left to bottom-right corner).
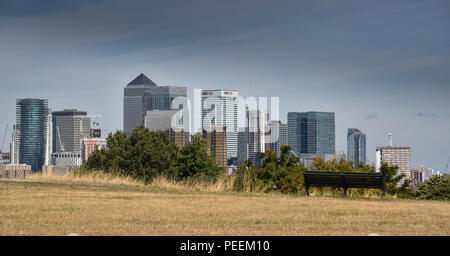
379;162;408;195
257;145;306;194
84;127;180;184
414;174;450;200
176;134;223;180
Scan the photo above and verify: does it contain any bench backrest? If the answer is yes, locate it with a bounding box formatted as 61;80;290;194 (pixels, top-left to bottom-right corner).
304;171;385;189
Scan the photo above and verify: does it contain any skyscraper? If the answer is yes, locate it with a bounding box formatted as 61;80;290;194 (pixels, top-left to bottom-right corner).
52;109;91;154
347;128;366;166
202;89;238;165
15;98;50;172
376;144;411;185
123;73;187;136
202;126;227;167
237;109;267;166
267;120;288;156
288;112;335;156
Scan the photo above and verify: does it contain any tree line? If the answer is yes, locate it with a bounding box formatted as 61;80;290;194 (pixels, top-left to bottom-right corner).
83;127;449;200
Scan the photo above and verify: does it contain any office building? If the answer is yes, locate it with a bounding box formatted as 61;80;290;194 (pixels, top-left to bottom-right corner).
202;126;227;167
124;73;187;136
145;109;186;149
347;128;366;166
82;138;107;163
202;89;238;165
52;109;91;154
0;164;32;179
376;145;411;184
15;98;50;172
267;121;288;156
288;112;335;156
0;153;10;165
237;109;267;166
51;152;82;167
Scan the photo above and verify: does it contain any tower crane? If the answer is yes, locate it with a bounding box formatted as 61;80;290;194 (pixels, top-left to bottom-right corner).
0;124;8;154
445;157;450;174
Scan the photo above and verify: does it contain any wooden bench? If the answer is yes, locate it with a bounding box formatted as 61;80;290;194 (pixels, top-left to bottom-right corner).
304;171;386;196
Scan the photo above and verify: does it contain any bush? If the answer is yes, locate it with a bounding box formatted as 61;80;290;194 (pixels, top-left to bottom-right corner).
84;127;225;184
414;175;450;200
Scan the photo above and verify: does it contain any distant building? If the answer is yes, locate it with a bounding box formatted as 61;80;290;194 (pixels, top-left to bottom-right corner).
0;164;32;179
52;109;91;154
145;109;187;149
288;112;335;156
202;126;227;167
0;152;10;165
202;89;239;165
347;128;366;166
15;98;50;172
123;73;187;136
82;138;107;163
410;169;423;188
51;152;82;167
267;121;288;156
238;109;267;167
376;146;411;185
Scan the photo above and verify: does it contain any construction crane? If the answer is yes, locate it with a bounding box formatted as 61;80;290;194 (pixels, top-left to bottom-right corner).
445;157;450;174
0;124;8;153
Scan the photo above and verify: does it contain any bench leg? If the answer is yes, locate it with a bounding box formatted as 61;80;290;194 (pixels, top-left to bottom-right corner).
305;186;310;196
342;187;347;196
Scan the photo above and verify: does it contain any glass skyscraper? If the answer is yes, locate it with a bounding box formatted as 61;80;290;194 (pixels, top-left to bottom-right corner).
123;73;187;136
16;98;50;172
288;112;335;156
202;89;239;165
347;128;366;166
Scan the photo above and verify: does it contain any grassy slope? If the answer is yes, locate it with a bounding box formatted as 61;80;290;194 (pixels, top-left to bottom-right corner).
0;175;449;236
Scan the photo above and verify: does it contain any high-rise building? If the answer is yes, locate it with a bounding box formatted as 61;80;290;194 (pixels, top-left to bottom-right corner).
376;146;411;185
288;112;335;156
15;98;50;172
347;128;366;166
237;109;267;166
267;121;288;156
10;124;19;165
145;110;183;131
45;108;53;166
52;109;90;154
202;89;238;165
202;126;227;167
123;73;187;136
145;109;186;149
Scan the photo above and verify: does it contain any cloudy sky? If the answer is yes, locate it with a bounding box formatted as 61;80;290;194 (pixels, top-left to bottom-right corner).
0;0;449;170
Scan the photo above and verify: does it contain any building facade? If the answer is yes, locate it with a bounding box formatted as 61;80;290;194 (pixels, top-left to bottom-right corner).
288;111;335;156
52;109;91;154
51;152;83;167
267;121;288;156
124;73;187;136
202;89;238;165
347;128;366;166
237;109;267;167
376;146;411;184
202;126;227;167
15;98;50;172
82;138;107;163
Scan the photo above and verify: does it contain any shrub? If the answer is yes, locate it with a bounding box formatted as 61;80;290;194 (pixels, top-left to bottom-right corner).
414;174;450;200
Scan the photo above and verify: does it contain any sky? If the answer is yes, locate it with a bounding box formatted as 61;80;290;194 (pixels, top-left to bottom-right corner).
0;0;449;171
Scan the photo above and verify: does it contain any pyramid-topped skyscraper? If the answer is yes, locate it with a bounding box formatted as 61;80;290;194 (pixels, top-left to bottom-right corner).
123;73;188;136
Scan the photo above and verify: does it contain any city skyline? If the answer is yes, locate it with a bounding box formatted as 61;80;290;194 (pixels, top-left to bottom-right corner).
1;0;449;171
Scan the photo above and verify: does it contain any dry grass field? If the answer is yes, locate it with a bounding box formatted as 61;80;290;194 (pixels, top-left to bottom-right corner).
0;173;449;236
